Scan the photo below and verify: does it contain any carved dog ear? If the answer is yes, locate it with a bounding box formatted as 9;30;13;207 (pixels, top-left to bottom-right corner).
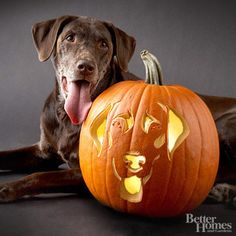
104;23;136;72
167;108;190;161
32;15;77;62
90;104;112;156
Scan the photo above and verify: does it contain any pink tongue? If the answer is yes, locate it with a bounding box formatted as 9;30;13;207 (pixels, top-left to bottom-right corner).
64;81;92;125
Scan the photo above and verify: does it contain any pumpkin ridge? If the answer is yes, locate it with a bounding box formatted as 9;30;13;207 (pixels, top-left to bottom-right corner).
107;82;146;212
104;130;113;209
155;86;175;210
139;85;162;213
163;87;191;213
142;85;162;212
90;136;99;201
172;87;204;214
126;83;148;213
105;86;136;210
158;87;187;214
173;88;190;212
104;94;131;209
179;88;218;213
165;87;195;213
143;85;177;214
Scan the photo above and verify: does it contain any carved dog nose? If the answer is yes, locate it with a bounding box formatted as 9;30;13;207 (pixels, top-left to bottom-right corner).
124;153;146;172
77;60;95;75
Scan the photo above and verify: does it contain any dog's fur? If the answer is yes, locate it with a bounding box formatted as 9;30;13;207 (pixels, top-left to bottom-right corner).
0;15;236;205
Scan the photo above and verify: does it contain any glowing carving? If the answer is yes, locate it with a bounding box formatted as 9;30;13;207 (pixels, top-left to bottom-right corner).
124;176;142;195
167;108;190;161
112;111;134;133
90;104;112;156
108;131;113;149
90;108;134;155
124;152;146;173
97;118;106;145
89;102;190;203
142;111;161;134
154;133;165;149
112;154;160;203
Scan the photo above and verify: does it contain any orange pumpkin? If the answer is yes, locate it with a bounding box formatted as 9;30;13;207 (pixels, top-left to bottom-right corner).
79;50;219;217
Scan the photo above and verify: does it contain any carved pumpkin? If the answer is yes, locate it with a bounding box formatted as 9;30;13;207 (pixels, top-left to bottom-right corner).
79;50;219;217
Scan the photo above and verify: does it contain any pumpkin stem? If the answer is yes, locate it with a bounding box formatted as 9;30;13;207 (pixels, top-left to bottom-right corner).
140;50;163;85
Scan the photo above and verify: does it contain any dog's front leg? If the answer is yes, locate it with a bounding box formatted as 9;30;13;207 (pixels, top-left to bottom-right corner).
208;183;236;207
0;144;63;172
0;168;87;202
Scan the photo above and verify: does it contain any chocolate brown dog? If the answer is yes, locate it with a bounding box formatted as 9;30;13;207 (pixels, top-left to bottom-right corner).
0;15;235;205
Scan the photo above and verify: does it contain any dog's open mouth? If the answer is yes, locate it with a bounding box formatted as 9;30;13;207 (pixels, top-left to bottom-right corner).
63;77;92;125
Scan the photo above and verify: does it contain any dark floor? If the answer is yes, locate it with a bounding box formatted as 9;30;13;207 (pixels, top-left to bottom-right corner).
0;173;235;236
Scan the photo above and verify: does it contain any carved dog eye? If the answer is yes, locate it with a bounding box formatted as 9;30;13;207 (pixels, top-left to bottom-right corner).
112;112;134;133
142;112;161;134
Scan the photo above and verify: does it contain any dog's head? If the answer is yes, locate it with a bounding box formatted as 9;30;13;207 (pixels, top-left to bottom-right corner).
89;102;190;202
32;15;136;125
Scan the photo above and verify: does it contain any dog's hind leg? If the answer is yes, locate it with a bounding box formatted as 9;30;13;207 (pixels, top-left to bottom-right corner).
0;144;63;172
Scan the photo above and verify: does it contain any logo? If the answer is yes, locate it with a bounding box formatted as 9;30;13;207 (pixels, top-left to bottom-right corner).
186;213;232;233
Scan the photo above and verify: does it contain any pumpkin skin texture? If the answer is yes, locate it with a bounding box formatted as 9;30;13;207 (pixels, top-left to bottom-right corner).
79;52;219;217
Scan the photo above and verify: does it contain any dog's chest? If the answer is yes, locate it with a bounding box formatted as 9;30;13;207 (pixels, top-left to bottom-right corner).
56;124;81;164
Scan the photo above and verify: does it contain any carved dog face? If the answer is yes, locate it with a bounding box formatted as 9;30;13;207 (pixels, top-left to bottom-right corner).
89;101;189;203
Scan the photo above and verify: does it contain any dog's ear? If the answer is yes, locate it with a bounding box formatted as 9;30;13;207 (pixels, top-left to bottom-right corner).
32;15;77;62
104;23;136;72
167;108;190;161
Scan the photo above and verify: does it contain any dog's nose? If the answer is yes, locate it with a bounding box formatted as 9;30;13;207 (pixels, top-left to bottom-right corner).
124;153;146;172
77;60;95;76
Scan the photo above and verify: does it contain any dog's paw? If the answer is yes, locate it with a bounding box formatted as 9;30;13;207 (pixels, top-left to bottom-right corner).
0;184;18;203
208;183;236;204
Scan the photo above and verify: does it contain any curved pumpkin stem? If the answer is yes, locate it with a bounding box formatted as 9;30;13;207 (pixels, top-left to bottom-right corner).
140;50;163;85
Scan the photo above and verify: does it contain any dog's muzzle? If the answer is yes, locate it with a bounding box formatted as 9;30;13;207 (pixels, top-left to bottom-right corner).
124;152;146;173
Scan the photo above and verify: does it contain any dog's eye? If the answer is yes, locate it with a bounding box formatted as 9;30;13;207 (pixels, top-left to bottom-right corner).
65;33;75;42
99;40;109;49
